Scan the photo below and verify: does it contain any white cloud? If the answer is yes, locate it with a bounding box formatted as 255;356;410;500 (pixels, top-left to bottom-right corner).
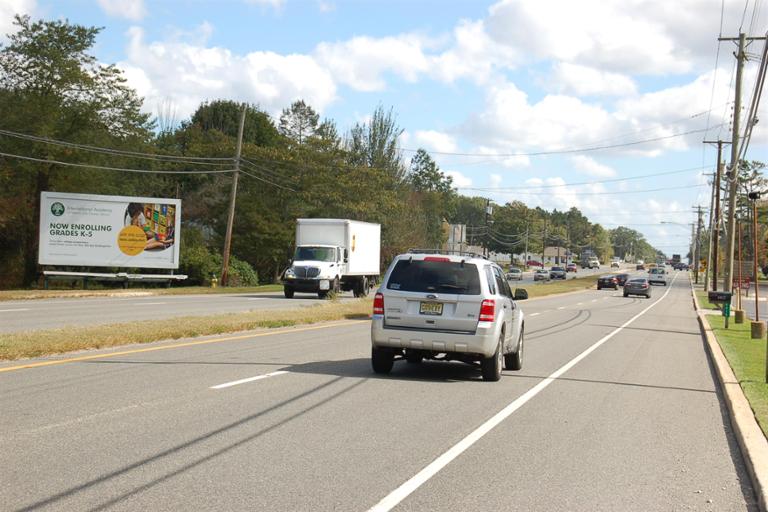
245;0;284;9
444;170;472;188
97;0;146;21
490;173;503;188
483;0;748;76
549;63;637;97
570;155;616;177
413;130;457;153
120;26;336;119
314;35;430;91
0;0;35;41
317;0;334;12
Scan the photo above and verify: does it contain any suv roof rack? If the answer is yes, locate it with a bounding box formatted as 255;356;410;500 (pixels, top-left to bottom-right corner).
407;248;487;260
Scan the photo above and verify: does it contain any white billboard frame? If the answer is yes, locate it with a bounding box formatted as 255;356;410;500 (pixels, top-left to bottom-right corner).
39;191;182;270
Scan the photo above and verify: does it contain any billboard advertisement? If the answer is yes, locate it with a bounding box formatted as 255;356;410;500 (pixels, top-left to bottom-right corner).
39;191;181;269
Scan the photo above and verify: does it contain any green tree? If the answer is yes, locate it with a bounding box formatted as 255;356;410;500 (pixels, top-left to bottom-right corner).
0;15;152;286
346;105;406;181
190;100;281;147
278;99;319;145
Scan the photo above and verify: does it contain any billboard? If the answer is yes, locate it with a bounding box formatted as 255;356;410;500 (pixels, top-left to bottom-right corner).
39;191;181;269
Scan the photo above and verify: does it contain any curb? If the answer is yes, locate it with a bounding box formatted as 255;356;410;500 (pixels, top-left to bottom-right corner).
691;281;768;512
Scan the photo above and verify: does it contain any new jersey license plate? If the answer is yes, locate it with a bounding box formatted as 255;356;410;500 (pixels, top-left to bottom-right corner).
419;301;443;315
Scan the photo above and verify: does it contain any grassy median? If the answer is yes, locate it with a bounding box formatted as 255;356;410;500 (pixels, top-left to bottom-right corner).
704;314;768;437
0;297;373;361
0;275;602;361
0;284;283;301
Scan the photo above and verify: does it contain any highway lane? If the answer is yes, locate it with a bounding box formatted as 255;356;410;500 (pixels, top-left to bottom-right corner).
0;265;615;333
1;271;754;511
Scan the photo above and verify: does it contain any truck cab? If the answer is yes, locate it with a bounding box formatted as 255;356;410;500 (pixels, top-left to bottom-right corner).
283;245;346;298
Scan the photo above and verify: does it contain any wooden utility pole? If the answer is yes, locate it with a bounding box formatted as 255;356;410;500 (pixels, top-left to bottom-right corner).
221;104;247;286
703;141;730;290
694;206;705;284
753;199;760;321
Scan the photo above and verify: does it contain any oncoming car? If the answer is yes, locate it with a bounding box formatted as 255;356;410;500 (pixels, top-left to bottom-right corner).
534;269;550;281
506;268;523;280
371;252;528;381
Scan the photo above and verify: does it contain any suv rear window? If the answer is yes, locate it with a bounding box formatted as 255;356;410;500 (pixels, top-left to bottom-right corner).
386;259;481;295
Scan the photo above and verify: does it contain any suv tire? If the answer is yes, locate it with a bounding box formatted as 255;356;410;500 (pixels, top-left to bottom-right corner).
284;286;294;298
371;346;394;374
481;337;503;381
504;328;523;371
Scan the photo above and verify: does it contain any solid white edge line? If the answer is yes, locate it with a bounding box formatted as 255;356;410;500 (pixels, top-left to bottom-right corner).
529;312;540;317
557;306;565;310
0;308;30;313
210;370;289;389
367;274;677;512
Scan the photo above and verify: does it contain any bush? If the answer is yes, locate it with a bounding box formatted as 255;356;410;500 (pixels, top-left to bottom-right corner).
179;227;259;287
227;256;259;287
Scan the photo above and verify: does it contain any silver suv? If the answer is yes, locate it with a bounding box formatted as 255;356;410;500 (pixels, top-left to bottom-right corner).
370;252;527;381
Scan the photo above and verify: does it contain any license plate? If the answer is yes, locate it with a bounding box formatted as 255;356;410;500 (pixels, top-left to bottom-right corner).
419;301;443;316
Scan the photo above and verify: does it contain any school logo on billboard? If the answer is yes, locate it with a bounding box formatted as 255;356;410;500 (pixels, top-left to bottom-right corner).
51;202;65;216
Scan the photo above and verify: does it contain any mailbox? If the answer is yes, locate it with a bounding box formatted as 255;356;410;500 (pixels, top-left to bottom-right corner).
708;291;732;304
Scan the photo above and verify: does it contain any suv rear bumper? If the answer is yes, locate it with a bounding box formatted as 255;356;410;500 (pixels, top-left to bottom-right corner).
371;316;499;358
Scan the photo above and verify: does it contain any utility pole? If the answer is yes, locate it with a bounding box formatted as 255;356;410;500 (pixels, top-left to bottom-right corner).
221;104;247;286
483;199;491;258
704;141;729;290
705;172;716;291
694;206;705;284
524;226;529;268
542;221;547;266
722;32;748;293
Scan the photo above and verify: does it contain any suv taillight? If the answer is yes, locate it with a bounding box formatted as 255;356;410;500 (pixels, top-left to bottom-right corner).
373;293;384;315
479;299;495;322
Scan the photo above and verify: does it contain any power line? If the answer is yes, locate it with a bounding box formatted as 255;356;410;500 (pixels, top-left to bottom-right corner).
459;183;707;196
0;150;236;174
240;168;296;192
459;165;706;192
0;128;233;164
400;127;712;158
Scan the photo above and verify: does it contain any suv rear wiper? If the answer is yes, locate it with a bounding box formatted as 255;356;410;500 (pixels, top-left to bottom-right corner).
438;284;467;290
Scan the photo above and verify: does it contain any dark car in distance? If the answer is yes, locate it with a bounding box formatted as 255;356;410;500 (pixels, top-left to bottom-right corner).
614;273;630;286
597;275;619;290
636;264;646;270
624;277;652;298
549;266;567;280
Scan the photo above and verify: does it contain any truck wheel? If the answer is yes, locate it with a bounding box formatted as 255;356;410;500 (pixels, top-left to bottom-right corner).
318;290;328;299
481;336;503;381
284;286;294;299
360;277;369;297
371;346;394;374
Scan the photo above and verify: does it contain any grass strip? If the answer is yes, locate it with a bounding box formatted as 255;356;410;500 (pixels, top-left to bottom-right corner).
522;275;600;298
695;289;721;310
0;284;283;302
703;314;768;437
0;298;373;361
0;275;601;361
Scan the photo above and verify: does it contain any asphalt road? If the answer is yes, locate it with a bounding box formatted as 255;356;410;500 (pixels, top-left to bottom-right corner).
0;265;614;333
1;270;757;511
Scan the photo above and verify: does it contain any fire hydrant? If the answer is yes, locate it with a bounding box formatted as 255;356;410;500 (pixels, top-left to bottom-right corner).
211;274;218;288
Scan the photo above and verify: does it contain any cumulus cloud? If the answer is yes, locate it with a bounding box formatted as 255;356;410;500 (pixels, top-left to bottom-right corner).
314;35;430;91
412;130;458;153
570;155;616;177
97;0;146;21
549;63;637;97
119;26;336;119
0;0;35;41
444;170;472;188
244;0;285;9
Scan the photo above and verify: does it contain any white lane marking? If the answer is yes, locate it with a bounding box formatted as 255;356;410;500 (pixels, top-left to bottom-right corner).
247;297;266;301
591;299;598;303
576;302;583;306
133;302;167;306
368;275;677;512
557;306;565;310
0;308;30;313
210;370;289;389
529;312;540;317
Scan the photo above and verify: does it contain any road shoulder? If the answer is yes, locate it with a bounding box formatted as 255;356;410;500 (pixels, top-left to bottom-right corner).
691;279;768;512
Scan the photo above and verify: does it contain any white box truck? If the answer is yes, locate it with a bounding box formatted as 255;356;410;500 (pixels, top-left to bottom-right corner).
282;219;381;299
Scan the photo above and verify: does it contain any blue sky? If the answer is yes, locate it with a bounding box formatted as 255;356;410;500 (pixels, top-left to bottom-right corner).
3;0;768;257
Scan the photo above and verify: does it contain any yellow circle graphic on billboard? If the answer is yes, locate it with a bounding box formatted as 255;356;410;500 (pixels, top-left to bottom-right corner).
118;226;146;256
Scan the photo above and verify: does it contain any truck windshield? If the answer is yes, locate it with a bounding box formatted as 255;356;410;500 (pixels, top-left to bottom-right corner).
295;246;336;262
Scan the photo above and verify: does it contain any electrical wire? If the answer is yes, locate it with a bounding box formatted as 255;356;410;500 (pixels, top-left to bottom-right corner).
459;165;706;192
400;127;712;158
239;169;296;192
459;183;707;196
0;150;236;174
0;128;234;164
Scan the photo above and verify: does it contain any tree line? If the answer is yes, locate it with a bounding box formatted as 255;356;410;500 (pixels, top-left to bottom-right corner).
0;15;664;289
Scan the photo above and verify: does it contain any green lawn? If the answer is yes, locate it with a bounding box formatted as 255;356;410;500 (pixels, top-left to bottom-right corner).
704;314;768;437
517;275;600;299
